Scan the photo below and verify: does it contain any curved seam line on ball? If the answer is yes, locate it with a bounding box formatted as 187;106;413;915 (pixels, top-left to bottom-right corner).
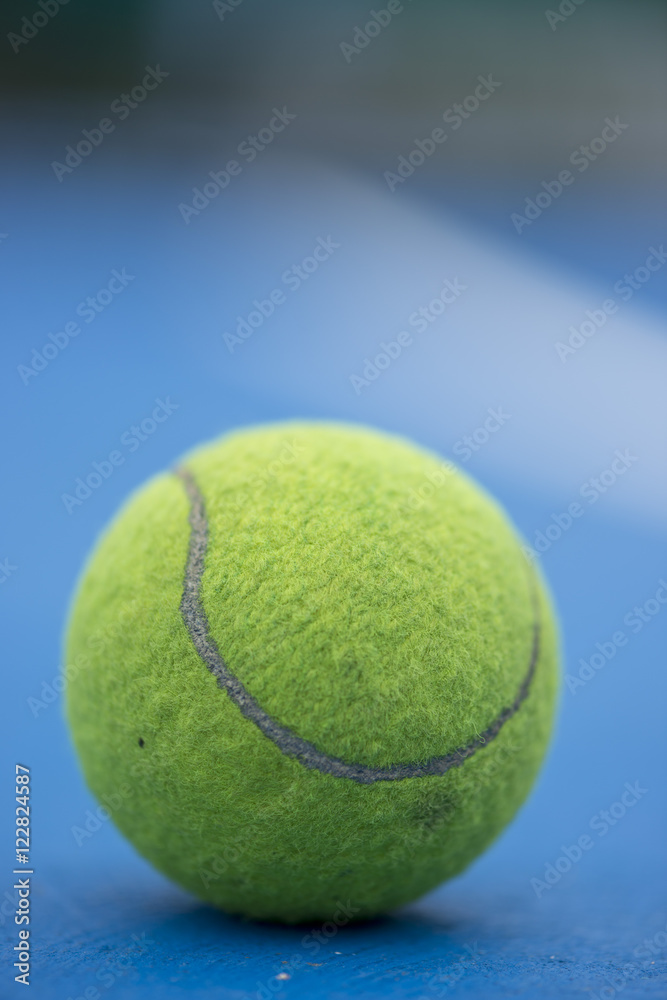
174;466;541;784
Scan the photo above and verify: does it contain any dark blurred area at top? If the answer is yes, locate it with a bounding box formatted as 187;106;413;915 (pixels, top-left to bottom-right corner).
2;0;665;299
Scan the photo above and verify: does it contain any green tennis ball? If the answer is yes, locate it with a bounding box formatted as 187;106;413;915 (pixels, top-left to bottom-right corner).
66;422;558;923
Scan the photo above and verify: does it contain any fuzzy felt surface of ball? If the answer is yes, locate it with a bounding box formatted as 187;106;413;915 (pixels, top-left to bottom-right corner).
66;422;558;923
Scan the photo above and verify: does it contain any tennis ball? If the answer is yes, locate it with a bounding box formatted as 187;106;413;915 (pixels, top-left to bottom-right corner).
66;422;558;923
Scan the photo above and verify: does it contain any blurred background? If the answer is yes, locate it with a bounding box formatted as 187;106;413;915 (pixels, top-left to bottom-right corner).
1;1;666;998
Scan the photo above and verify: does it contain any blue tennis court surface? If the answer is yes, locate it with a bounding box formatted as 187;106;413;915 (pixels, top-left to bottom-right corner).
2;108;665;997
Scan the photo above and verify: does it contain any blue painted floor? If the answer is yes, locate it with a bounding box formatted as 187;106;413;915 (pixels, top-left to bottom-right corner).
1;136;665;998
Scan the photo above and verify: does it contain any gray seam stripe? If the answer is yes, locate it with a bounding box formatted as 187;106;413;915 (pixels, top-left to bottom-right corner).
175;466;541;784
